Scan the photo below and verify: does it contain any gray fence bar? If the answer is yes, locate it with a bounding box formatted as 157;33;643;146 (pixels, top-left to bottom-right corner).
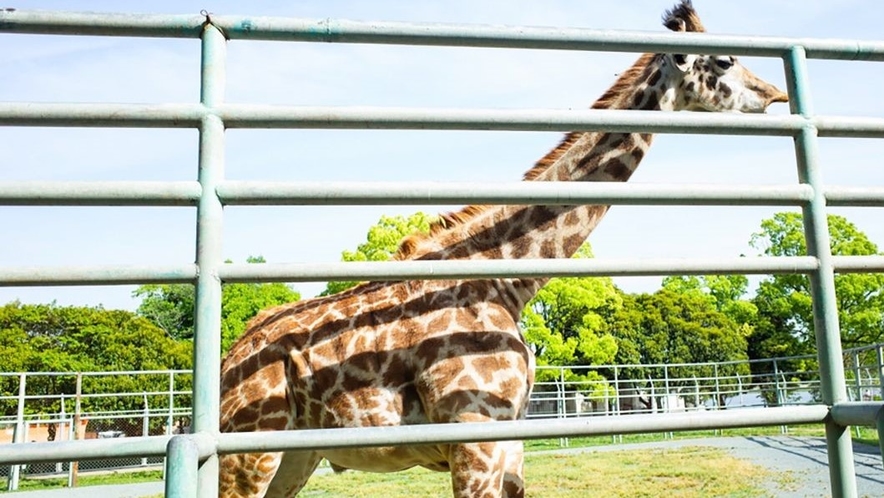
0;265;198;286
191;20;226;498
784;45;856;497
5;103;884;138
7;256;884;288
3;7;883;498
5;181;883;209
215;181;813;206
3;10;884;60
0;405;828;467
0;181;202;206
165;436;199;498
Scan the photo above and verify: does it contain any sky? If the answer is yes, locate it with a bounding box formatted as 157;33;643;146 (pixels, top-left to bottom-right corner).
2;0;883;311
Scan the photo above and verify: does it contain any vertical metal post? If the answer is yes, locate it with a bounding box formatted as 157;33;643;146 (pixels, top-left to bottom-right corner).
142;394;150;466
784;45;856;498
58;395;66;475
852;353;862;402
192;17;227;498
877;345;884;401
8;373;26;491
165;436;200;498
71;373;82;487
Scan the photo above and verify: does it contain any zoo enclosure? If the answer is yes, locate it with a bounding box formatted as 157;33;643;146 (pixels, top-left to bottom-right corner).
2;9;884;498
4;342;884;483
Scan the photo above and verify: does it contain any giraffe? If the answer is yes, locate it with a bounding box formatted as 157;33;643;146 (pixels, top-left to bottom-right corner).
218;2;788;497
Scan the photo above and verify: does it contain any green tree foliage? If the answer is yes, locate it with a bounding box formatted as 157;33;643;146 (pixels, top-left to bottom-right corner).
321;212;436;296
0;301;192;417
607;288;750;406
521;244;620;389
134;256;300;353
662;275;758;331
745;212;884;403
749;212;884;350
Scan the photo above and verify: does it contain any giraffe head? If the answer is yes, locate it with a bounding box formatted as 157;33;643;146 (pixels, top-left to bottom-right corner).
659;0;788;113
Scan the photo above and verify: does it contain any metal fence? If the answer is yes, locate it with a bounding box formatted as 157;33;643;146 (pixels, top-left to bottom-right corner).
2;8;884;498
3;342;883;485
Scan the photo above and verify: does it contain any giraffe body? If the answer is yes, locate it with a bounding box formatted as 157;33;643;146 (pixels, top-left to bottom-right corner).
219;2;788;497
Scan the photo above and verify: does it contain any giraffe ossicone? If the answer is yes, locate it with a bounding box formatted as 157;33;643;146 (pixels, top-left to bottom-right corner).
218;2;787;496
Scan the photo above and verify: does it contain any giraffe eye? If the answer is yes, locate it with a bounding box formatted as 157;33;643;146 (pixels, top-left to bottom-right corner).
715;57;734;70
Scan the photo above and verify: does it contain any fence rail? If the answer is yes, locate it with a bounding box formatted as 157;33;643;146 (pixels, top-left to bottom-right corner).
2;8;883;498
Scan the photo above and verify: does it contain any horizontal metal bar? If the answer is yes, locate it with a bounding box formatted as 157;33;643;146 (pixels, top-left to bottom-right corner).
0;181;202;206
0;264;198;286
4;10;884;61
215;406;829;455
3;257;879;287
218;105;807;135
217;181;813;206
0;10;205;38
220;257;820;283
0;406;829;465
5;103;884;138
0;435;174;465
824;186;884;207
1;180;876;209
0;103;204;127
832;255;884;273
830;402;884;427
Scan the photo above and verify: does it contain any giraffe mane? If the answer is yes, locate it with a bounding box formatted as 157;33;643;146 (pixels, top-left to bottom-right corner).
662;0;706;33
394;52;658;261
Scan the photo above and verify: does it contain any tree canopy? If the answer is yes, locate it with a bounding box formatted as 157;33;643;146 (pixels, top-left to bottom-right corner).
134;256;300;353
749;212;884;350
321;212;436;296
0;301;192;416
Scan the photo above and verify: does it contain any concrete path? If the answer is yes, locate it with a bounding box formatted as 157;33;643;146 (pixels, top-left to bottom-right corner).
4;436;883;497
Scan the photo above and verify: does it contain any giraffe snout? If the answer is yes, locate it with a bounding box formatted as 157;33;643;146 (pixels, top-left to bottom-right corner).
769;90;789;104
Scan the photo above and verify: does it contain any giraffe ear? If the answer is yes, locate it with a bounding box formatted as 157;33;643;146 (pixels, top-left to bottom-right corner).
665;53;697;73
662;1;707;33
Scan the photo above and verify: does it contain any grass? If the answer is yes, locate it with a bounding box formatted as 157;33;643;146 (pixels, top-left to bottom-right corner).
4;469;162;491
299;446;776;497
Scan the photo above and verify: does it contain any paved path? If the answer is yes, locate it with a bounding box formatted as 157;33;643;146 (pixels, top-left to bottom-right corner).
5;436;883;497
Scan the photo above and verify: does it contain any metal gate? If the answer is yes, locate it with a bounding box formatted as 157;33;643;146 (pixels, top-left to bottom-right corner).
2;9;884;498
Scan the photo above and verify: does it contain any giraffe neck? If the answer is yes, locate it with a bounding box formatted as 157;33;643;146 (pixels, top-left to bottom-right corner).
398;53;676;315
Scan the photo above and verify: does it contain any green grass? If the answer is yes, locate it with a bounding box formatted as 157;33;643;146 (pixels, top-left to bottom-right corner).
4;469;162;492
300;446;777;497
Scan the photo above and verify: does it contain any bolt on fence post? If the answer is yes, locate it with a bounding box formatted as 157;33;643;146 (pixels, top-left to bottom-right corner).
784;45;857;498
191;17;227;498
165;436;199;498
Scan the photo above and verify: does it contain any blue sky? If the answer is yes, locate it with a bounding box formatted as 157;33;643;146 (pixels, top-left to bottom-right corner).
2;1;883;310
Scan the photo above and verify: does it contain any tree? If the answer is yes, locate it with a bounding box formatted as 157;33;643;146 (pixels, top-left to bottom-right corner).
745;212;884;404
0;301;192;417
607;288;750;409
321;212;436;296
134;256;301;353
522;244;620;376
662;274;758;333
749;212;884;349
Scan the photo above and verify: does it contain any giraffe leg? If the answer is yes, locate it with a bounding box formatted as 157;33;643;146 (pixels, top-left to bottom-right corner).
264;451;322;498
500;440;525;498
218;451;283;498
449;441;507;498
